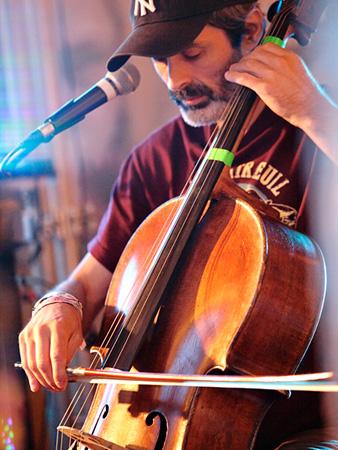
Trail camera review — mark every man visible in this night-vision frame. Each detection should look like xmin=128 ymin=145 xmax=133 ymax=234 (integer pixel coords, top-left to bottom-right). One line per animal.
xmin=18 ymin=0 xmax=338 ymax=448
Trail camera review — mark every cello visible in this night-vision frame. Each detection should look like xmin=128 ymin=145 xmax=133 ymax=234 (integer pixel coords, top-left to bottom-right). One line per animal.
xmin=56 ymin=1 xmax=329 ymax=448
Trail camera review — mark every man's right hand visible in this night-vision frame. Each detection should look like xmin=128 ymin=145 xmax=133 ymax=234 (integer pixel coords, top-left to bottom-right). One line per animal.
xmin=18 ymin=303 xmax=84 ymax=392
xmin=18 ymin=253 xmax=113 ymax=392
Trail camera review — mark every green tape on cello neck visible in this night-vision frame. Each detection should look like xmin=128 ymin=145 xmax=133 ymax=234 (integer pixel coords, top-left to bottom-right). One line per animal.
xmin=208 ymin=148 xmax=234 ymax=167
xmin=262 ymin=36 xmax=286 ymax=48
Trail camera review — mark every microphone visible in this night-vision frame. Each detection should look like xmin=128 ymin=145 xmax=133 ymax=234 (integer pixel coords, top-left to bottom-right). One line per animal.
xmin=42 ymin=62 xmax=140 ymax=137
xmin=0 ymin=62 xmax=140 ymax=174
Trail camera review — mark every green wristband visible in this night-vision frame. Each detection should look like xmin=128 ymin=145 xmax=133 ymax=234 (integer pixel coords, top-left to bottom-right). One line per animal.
xmin=207 ymin=148 xmax=234 ymax=167
xmin=262 ymin=36 xmax=286 ymax=48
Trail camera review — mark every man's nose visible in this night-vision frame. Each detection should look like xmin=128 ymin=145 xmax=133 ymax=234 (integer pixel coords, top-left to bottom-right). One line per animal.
xmin=165 ymin=57 xmax=192 ymax=92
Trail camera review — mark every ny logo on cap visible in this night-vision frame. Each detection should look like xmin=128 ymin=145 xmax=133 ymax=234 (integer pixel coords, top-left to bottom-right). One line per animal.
xmin=134 ymin=0 xmax=156 ymax=17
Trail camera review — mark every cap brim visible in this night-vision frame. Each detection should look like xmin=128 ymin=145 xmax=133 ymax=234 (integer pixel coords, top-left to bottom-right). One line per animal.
xmin=107 ymin=13 xmax=210 ymax=72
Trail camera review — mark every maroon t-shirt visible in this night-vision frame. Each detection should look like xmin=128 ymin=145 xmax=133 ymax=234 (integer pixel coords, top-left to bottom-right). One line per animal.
xmin=89 ymin=107 xmax=318 ymax=273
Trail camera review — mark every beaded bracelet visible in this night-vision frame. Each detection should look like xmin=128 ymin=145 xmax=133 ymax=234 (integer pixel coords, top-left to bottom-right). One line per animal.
xmin=32 ymin=291 xmax=83 ymax=319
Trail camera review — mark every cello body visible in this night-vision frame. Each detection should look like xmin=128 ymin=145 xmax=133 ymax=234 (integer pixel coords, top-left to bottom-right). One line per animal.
xmin=76 ymin=188 xmax=326 ymax=450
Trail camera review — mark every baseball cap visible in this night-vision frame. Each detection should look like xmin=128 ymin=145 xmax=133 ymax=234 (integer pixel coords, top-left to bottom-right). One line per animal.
xmin=107 ymin=0 xmax=256 ymax=71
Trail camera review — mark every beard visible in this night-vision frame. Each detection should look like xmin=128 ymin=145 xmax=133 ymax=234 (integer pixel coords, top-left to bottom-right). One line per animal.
xmin=168 ymin=50 xmax=241 ymax=127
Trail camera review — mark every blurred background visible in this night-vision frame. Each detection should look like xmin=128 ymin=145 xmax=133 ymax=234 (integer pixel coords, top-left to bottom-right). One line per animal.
xmin=0 ymin=1 xmax=337 ymax=449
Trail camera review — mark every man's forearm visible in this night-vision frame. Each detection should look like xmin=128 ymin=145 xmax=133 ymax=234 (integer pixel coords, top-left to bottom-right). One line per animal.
xmin=46 ymin=254 xmax=112 ymax=335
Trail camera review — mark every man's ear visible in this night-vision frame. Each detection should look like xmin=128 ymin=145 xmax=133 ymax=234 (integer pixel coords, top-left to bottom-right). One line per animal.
xmin=240 ymin=7 xmax=266 ymax=54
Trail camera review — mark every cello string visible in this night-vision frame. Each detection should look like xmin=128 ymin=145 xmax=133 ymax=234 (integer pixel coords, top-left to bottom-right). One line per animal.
xmin=57 ymin=4 xmax=291 ymax=442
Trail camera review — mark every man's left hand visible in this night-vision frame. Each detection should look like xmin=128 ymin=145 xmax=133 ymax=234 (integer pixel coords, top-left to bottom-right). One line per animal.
xmin=224 ymin=42 xmax=325 ymax=130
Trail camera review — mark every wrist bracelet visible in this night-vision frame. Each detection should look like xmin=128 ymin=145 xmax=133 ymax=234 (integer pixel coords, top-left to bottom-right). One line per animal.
xmin=32 ymin=291 xmax=83 ymax=318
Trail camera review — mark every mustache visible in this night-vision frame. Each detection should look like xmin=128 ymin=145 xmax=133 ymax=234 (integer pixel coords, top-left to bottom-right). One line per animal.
xmin=168 ymin=84 xmax=216 ymax=106
xmin=168 ymin=80 xmax=237 ymax=110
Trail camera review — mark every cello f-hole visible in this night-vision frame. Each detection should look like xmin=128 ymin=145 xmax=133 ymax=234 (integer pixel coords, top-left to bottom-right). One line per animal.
xmin=84 ymin=404 xmax=110 ymax=450
xmin=145 ymin=410 xmax=168 ymax=450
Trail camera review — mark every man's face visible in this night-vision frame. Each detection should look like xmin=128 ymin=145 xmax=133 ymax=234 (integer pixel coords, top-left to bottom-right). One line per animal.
xmin=152 ymin=25 xmax=242 ymax=127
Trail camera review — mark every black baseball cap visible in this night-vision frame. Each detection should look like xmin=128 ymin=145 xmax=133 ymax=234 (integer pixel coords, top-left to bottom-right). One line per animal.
xmin=107 ymin=0 xmax=256 ymax=72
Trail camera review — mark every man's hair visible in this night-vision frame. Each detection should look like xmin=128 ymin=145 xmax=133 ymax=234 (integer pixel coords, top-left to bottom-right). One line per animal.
xmin=208 ymin=2 xmax=261 ymax=48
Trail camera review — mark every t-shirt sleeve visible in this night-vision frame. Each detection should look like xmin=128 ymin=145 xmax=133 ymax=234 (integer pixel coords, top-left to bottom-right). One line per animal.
xmin=87 ymin=149 xmax=155 ymax=273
